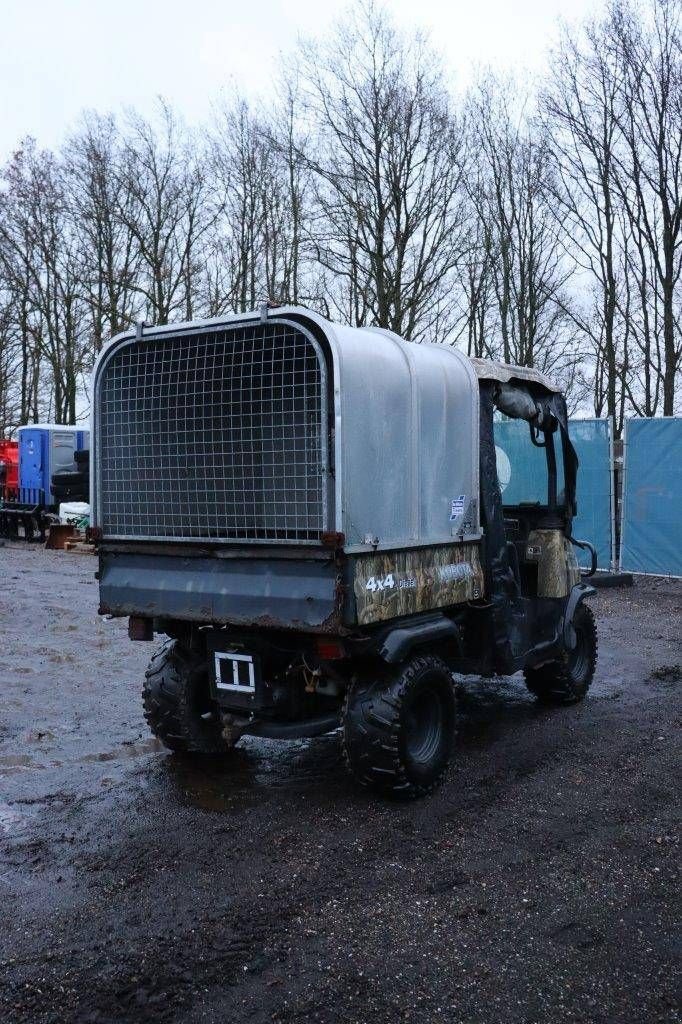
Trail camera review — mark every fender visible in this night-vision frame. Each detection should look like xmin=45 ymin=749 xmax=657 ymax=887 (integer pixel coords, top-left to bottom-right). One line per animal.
xmin=563 ymin=582 xmax=596 ymax=649
xmin=376 ymin=614 xmax=460 ymax=664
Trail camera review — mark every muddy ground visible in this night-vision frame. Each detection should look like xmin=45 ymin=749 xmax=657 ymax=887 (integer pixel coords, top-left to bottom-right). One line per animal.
xmin=0 ymin=542 xmax=679 ymax=1024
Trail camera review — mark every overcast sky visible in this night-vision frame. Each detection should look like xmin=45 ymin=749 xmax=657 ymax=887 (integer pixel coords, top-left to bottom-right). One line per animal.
xmin=1 ymin=0 xmax=601 ymax=160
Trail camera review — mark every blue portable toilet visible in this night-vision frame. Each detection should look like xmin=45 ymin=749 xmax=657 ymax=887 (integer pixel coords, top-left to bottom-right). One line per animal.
xmin=18 ymin=424 xmax=89 ymax=501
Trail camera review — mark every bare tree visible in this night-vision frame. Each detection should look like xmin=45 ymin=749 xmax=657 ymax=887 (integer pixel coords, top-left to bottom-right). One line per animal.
xmin=614 ymin=0 xmax=682 ymax=415
xmin=209 ymin=86 xmax=315 ymax=315
xmin=467 ymin=78 xmax=585 ymax=394
xmin=0 ymin=180 xmax=43 ymax=425
xmin=264 ymin=75 xmax=317 ymax=306
xmin=64 ymin=113 xmax=141 ymax=356
xmin=0 ymin=0 xmax=678 ymax=428
xmin=546 ymin=0 xmax=682 ymax=425
xmin=0 ymin=141 xmax=85 ymax=423
xmin=452 ymin=173 xmax=498 ymax=359
xmin=117 ymin=102 xmax=217 ymax=325
xmin=0 ymin=289 xmax=24 ymax=433
xmin=291 ymin=1 xmax=468 ymax=342
xmin=544 ymin=14 xmax=628 ymax=426
xmin=617 ymin=181 xmax=663 ymax=415
xmin=210 ymin=98 xmax=270 ymax=313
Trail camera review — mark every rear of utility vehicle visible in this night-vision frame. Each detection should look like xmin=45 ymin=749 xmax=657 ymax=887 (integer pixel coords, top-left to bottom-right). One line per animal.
xmin=91 ymin=306 xmax=596 ymax=797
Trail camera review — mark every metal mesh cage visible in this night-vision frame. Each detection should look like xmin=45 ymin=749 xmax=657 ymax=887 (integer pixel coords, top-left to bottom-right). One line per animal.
xmin=96 ymin=321 xmax=329 ymax=542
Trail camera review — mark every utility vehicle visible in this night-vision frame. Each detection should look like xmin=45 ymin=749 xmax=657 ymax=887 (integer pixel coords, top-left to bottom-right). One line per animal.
xmin=90 ymin=307 xmax=597 ymax=797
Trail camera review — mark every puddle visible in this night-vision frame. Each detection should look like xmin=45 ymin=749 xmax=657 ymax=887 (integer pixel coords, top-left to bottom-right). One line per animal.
xmin=455 ymin=674 xmax=540 ymax=746
xmin=0 ymin=754 xmax=35 ymax=769
xmin=175 ymin=774 xmax=265 ymax=814
xmin=1 ymin=726 xmax=340 ymax=812
xmin=165 ymin=748 xmax=267 ymax=813
xmin=80 ymin=738 xmax=163 ymax=763
xmin=162 ymin=734 xmax=344 ymax=813
xmin=0 ymin=738 xmax=163 ymax=775
xmin=0 ymin=799 xmax=27 ymax=836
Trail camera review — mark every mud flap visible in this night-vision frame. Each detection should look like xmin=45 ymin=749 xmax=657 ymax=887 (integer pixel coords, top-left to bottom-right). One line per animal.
xmin=376 ymin=614 xmax=460 ymax=664
xmin=563 ymin=583 xmax=596 ymax=650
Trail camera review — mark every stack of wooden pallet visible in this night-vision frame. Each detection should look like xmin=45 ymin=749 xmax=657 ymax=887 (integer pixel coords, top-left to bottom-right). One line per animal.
xmin=45 ymin=524 xmax=95 ymax=554
xmin=63 ymin=536 xmax=96 ymax=555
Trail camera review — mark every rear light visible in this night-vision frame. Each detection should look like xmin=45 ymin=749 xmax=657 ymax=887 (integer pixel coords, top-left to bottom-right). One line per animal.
xmin=128 ymin=616 xmax=153 ymax=641
xmin=320 ymin=531 xmax=345 ymax=548
xmin=315 ymin=638 xmax=345 ymax=660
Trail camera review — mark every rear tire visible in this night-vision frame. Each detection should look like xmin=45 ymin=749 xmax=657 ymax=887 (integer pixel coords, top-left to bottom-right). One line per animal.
xmin=143 ymin=639 xmax=231 ymax=755
xmin=342 ymin=654 xmax=457 ymax=798
xmin=524 ymin=603 xmax=597 ymax=705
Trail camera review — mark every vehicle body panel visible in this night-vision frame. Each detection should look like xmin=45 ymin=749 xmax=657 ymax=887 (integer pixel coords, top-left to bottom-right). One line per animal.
xmin=98 ymin=549 xmax=345 ymax=632
xmin=352 ymin=541 xmax=485 ymax=625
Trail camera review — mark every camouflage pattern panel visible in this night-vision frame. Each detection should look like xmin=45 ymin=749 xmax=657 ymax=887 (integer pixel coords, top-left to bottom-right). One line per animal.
xmin=353 ymin=543 xmax=485 ymax=626
xmin=525 ymin=529 xmax=580 ymax=598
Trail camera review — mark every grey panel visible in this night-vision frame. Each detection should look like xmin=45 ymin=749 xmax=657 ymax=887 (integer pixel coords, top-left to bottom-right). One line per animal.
xmin=327 ymin=321 xmax=480 ymax=550
xmin=98 ymin=552 xmax=342 ymax=630
xmin=51 ymin=433 xmax=78 ymax=475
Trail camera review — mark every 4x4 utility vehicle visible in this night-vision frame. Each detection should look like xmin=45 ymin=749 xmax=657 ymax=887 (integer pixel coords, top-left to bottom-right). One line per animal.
xmin=91 ymin=307 xmax=597 ymax=797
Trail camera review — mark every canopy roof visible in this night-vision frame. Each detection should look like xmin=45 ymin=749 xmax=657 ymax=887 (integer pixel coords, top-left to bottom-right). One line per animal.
xmin=93 ymin=306 xmax=482 ymax=552
xmin=470 ymin=358 xmax=560 ymax=394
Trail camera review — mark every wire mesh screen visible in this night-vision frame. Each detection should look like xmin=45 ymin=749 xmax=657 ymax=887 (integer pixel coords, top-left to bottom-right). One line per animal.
xmin=97 ymin=321 xmax=328 ymax=542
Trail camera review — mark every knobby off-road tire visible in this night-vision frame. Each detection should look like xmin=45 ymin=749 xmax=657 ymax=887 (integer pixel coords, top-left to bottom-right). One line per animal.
xmin=143 ymin=639 xmax=231 ymax=755
xmin=342 ymin=654 xmax=457 ymax=799
xmin=524 ymin=603 xmax=598 ymax=705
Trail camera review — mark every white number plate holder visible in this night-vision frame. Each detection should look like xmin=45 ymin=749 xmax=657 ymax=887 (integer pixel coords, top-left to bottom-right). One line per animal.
xmin=213 ymin=651 xmax=257 ymax=696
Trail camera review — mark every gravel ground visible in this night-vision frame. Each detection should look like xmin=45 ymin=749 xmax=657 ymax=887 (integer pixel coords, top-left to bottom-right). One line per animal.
xmin=0 ymin=542 xmax=680 ymax=1024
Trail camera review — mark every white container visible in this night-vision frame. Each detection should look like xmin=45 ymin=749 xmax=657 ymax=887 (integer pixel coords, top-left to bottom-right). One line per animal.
xmin=59 ymin=502 xmax=90 ymax=526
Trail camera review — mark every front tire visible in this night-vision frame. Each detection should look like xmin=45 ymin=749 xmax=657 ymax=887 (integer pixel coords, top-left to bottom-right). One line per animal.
xmin=143 ymin=639 xmax=231 ymax=755
xmin=342 ymin=654 xmax=457 ymax=798
xmin=524 ymin=603 xmax=597 ymax=705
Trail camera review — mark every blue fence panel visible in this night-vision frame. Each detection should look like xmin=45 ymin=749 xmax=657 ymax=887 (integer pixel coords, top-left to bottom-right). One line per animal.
xmin=493 ymin=418 xmax=550 ymax=506
xmin=494 ymin=417 xmax=613 ymax=570
xmin=568 ymin=419 xmax=613 ymax=570
xmin=620 ymin=417 xmax=682 ymax=577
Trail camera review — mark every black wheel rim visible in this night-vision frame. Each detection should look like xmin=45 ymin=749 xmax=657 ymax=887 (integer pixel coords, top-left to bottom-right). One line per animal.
xmin=404 ymin=682 xmax=445 ymax=766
